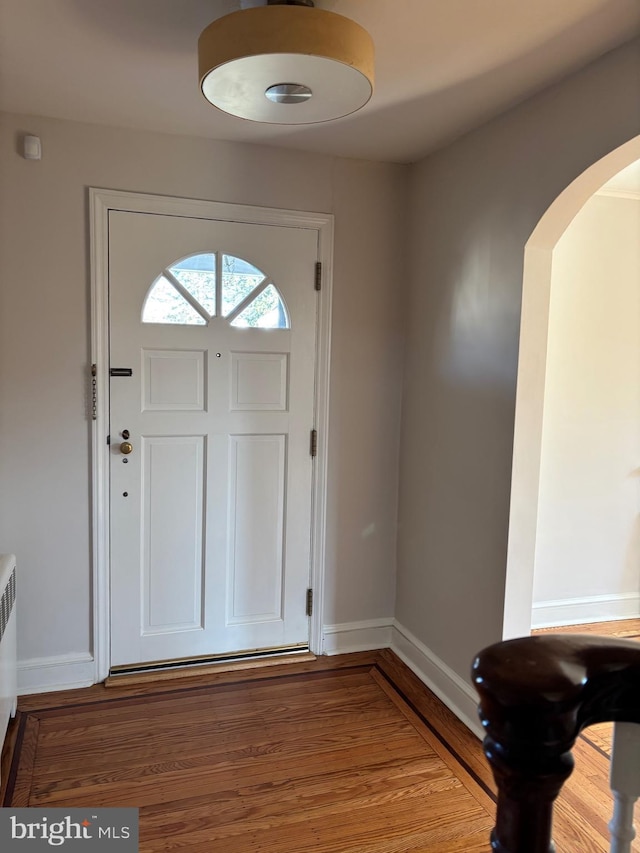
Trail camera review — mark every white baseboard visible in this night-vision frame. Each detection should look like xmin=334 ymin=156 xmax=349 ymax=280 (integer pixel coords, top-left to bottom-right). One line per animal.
xmin=322 ymin=618 xmax=393 ymax=655
xmin=391 ymin=621 xmax=484 ymax=740
xmin=531 ymin=592 xmax=640 ymax=629
xmin=18 ymin=653 xmax=96 ymax=695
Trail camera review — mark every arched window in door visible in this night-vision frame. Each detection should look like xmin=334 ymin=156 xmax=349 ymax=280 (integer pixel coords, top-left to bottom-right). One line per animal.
xmin=141 ymin=252 xmax=290 ymax=329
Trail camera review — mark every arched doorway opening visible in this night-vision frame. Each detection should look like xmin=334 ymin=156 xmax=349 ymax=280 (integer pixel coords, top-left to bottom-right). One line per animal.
xmin=503 ymin=135 xmax=640 ymax=640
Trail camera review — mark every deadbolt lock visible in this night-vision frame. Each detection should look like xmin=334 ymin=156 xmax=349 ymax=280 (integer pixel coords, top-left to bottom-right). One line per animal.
xmin=120 ymin=441 xmax=133 ymax=455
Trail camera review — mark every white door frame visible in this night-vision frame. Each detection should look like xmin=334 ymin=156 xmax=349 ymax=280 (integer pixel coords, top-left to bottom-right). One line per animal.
xmin=90 ymin=188 xmax=334 ymax=683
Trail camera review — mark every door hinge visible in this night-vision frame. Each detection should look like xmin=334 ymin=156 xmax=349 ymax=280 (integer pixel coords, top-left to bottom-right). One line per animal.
xmin=310 ymin=429 xmax=318 ymax=457
xmin=314 ymin=261 xmax=322 ymax=292
xmin=306 ymin=588 xmax=313 ymax=617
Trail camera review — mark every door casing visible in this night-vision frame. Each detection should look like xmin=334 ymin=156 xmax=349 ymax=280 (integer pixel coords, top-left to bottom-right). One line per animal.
xmin=90 ymin=188 xmax=334 ymax=682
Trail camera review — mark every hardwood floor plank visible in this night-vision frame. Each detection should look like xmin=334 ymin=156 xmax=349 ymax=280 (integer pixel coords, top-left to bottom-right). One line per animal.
xmin=31 ymin=741 xmax=428 ymax=806
xmin=139 ymin=761 xmax=459 ymax=833
xmin=140 ymin=789 xmax=492 ymax=853
xmin=32 ymin=717 xmax=413 ymax=781
xmin=139 ymin=765 xmax=462 ymax=843
xmin=33 ymin=710 xmax=405 ymax=777
xmin=35 ymin=695 xmax=393 ymax=757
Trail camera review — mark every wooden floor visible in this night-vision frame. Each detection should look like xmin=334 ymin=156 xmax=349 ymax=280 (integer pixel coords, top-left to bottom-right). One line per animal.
xmin=0 ymin=647 xmax=635 ymax=852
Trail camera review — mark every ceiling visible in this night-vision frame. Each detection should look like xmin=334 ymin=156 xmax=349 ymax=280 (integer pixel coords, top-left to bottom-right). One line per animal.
xmin=1 ymin=0 xmax=639 ymax=164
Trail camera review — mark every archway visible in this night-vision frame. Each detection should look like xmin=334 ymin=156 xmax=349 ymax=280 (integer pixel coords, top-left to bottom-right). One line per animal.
xmin=503 ymin=135 xmax=640 ymax=640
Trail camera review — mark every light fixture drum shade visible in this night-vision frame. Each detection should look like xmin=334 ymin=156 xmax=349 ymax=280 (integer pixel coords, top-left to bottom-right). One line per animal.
xmin=199 ymin=6 xmax=374 ymax=124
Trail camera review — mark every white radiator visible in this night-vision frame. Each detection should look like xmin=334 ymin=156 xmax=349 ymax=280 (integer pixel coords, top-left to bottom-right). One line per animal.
xmin=0 ymin=553 xmax=17 ymax=786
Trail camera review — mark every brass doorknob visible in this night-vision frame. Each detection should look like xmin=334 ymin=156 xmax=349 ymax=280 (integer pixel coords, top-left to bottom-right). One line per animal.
xmin=120 ymin=441 xmax=133 ymax=455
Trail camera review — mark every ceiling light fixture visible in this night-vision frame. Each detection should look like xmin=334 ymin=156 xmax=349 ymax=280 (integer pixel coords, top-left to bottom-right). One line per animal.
xmin=198 ymin=0 xmax=374 ymax=124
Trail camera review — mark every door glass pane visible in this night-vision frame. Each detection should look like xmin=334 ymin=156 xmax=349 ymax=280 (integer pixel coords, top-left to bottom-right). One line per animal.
xmin=230 ymin=284 xmax=289 ymax=329
xmin=169 ymin=253 xmax=216 ymax=316
xmin=222 ymin=254 xmax=265 ymax=317
xmin=142 ymin=276 xmax=206 ymax=325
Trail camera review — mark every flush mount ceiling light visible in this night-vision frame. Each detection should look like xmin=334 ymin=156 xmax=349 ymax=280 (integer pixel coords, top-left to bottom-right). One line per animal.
xmin=198 ymin=0 xmax=374 ymax=124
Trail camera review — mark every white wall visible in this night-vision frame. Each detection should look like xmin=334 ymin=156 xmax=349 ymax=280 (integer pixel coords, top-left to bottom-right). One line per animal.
xmin=396 ymin=37 xmax=640 ymax=687
xmin=531 ymin=193 xmax=640 ymax=627
xmin=0 ymin=113 xmax=407 ymax=689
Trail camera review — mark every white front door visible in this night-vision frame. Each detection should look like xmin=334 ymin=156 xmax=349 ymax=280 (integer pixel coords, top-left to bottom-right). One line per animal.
xmin=108 ymin=210 xmax=318 ymax=668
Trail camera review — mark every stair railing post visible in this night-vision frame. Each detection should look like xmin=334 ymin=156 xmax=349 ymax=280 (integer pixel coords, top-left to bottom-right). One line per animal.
xmin=472 ymin=635 xmax=640 ymax=853
xmin=483 ymin=735 xmax=574 ymax=853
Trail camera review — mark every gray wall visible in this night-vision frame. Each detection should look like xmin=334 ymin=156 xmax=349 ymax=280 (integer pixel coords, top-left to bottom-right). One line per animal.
xmin=0 ymin=113 xmax=407 ymax=669
xmin=396 ymin=37 xmax=640 ymax=678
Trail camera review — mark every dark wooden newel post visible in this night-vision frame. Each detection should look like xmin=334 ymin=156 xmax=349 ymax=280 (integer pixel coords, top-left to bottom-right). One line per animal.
xmin=472 ymin=635 xmax=640 ymax=853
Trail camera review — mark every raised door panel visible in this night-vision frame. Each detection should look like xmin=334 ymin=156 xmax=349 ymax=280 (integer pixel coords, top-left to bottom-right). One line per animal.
xmin=142 ymin=350 xmax=207 ymax=412
xmin=226 ymin=434 xmax=286 ymax=625
xmin=141 ymin=436 xmax=206 ymax=635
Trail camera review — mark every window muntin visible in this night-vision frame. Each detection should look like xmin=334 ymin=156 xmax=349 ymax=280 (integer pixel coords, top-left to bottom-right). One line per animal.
xmin=141 ymin=252 xmax=290 ymax=329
